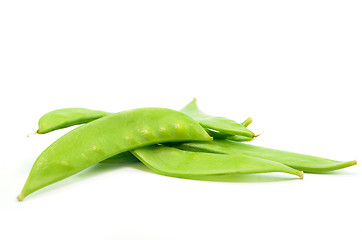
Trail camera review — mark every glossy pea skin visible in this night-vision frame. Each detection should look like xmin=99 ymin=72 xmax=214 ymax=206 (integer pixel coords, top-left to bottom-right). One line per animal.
xmin=176 ymin=139 xmax=357 ymax=173
xmin=18 ymin=108 xmax=212 ymax=201
xmin=180 ymin=98 xmax=255 ymax=138
xmin=37 ymin=108 xmax=110 ymax=134
xmin=131 ymin=145 xmax=303 ymax=179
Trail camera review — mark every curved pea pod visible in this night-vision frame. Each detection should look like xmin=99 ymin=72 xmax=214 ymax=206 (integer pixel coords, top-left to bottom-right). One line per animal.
xmin=131 ymin=145 xmax=303 ymax=179
xmin=180 ymin=98 xmax=255 ymax=138
xmin=36 ymin=108 xmax=110 ymax=134
xmin=176 ymin=139 xmax=358 ymax=173
xmin=101 ymin=117 xmax=254 ymax=165
xmin=17 ymin=108 xmax=212 ymax=201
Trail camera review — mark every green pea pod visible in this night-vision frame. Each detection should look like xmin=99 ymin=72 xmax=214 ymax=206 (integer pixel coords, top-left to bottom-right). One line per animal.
xmin=102 ymin=116 xmax=254 ymax=165
xmin=180 ymin=99 xmax=255 ymax=138
xmin=33 ymin=106 xmax=253 ymax=137
xmin=176 ymin=139 xmax=357 ymax=173
xmin=18 ymin=108 xmax=212 ymax=201
xmin=36 ymin=108 xmax=110 ymax=134
xmin=131 ymin=145 xmax=303 ymax=179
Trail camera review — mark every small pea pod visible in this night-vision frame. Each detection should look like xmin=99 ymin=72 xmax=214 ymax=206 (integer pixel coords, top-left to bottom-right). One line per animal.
xmin=18 ymin=108 xmax=212 ymax=201
xmin=176 ymin=139 xmax=357 ymax=173
xmin=180 ymin=98 xmax=255 ymax=138
xmin=36 ymin=108 xmax=110 ymax=134
xmin=131 ymin=145 xmax=303 ymax=179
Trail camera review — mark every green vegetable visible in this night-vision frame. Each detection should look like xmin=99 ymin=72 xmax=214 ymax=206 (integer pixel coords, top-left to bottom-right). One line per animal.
xmin=131 ymin=145 xmax=304 ymax=179
xmin=37 ymin=108 xmax=109 ymax=134
xmin=19 ymin=101 xmax=357 ymax=201
xmin=17 ymin=108 xmax=212 ymax=201
xmin=175 ymin=139 xmax=357 ymax=173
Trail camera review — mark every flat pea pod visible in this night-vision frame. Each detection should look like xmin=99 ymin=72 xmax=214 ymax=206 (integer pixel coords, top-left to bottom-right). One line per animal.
xmin=33 ymin=105 xmax=255 ymax=137
xmin=17 ymin=108 xmax=212 ymax=201
xmin=36 ymin=108 xmax=110 ymax=134
xmin=175 ymin=139 xmax=357 ymax=173
xmin=131 ymin=145 xmax=303 ymax=179
xmin=180 ymin=98 xmax=255 ymax=138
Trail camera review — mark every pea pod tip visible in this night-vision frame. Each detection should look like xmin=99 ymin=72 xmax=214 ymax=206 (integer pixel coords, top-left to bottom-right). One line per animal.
xmin=26 ymin=130 xmax=39 ymax=137
xmin=253 ymin=132 xmax=263 ymax=139
xmin=17 ymin=194 xmax=25 ymax=202
xmin=298 ymin=171 xmax=304 ymax=179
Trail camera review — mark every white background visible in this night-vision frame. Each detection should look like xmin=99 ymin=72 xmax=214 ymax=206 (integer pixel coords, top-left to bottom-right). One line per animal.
xmin=1 ymin=1 xmax=361 ymax=239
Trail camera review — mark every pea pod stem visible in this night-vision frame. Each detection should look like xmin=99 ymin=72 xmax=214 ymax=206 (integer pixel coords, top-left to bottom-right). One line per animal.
xmin=26 ymin=130 xmax=39 ymax=137
xmin=241 ymin=117 xmax=253 ymax=127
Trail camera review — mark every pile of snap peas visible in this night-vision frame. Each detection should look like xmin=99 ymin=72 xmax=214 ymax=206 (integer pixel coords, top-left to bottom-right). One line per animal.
xmin=17 ymin=99 xmax=357 ymax=201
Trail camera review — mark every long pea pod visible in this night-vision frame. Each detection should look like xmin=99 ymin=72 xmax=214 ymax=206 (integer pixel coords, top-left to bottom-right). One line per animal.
xmin=30 ymin=107 xmax=254 ymax=165
xmin=18 ymin=108 xmax=212 ymax=201
xmin=36 ymin=108 xmax=110 ymax=134
xmin=131 ymin=145 xmax=303 ymax=179
xmin=32 ymin=104 xmax=254 ymax=139
xmin=175 ymin=139 xmax=357 ymax=173
xmin=180 ymin=98 xmax=255 ymax=138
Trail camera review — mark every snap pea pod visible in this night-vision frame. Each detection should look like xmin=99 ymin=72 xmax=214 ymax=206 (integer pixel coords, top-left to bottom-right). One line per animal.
xmin=36 ymin=108 xmax=110 ymax=134
xmin=103 ymin=121 xmax=253 ymax=164
xmin=180 ymin=98 xmax=255 ymax=138
xmin=175 ymin=139 xmax=357 ymax=173
xmin=32 ymin=103 xmax=254 ymax=143
xmin=17 ymin=108 xmax=212 ymax=201
xmin=131 ymin=145 xmax=303 ymax=179
xmin=33 ymin=105 xmax=253 ymax=138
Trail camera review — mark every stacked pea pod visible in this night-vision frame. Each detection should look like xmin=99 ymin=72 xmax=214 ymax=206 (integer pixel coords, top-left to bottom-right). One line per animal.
xmin=18 ymin=99 xmax=357 ymax=201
